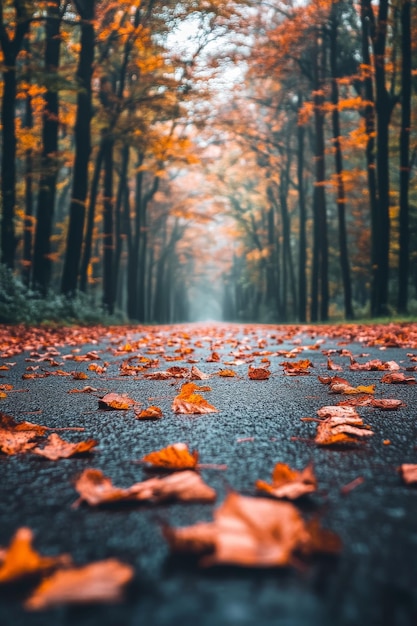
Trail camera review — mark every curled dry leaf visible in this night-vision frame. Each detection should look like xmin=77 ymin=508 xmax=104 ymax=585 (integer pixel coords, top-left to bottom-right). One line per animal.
xmin=327 ymin=357 xmax=342 ymax=371
xmin=0 ymin=412 xmax=47 ymax=455
xmin=74 ymin=468 xmax=216 ymax=506
xmin=381 ymin=372 xmax=416 ymax=384
xmin=206 ymin=351 xmax=220 ymax=362
xmin=190 ymin=365 xmax=210 ymax=380
xmin=337 ymin=396 xmax=374 ymax=407
xmin=398 ymin=464 xmax=417 ymax=485
xmin=0 ymin=528 xmax=71 ymax=584
xmin=370 ymin=398 xmax=405 ymax=410
xmin=281 ymin=359 xmax=312 ymax=375
xmin=25 ymin=559 xmax=134 ymax=610
xmin=318 ymin=375 xmax=349 ymax=386
xmin=217 ymin=369 xmax=237 ymax=378
xmin=32 ymin=433 xmax=97 ymax=461
xmin=329 ymin=383 xmax=375 ymax=395
xmin=135 ymin=406 xmax=163 ymax=420
xmin=256 ymin=463 xmax=317 ymax=499
xmin=141 ymin=442 xmax=199 ymax=470
xmin=68 ymin=386 xmax=98 ymax=394
xmin=314 ymin=408 xmax=374 ymax=446
xmin=164 ymin=492 xmax=339 ymax=568
xmin=98 ymin=393 xmax=135 ymax=410
xmin=349 ymin=358 xmax=400 ymax=371
xmin=172 ymin=382 xmax=218 ymax=414
xmin=248 ymin=366 xmax=271 ymax=380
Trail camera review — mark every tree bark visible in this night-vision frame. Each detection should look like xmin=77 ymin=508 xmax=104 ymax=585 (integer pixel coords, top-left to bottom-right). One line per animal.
xmin=397 ymin=0 xmax=411 ymax=314
xmin=329 ymin=8 xmax=354 ymax=320
xmin=102 ymin=137 xmax=114 ymax=313
xmin=297 ymin=94 xmax=307 ymax=323
xmin=61 ymin=0 xmax=95 ymax=294
xmin=33 ymin=0 xmax=62 ymax=293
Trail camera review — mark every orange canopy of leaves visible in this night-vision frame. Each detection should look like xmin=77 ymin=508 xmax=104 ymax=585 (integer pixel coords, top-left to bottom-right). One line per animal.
xmin=141 ymin=442 xmax=199 ymax=470
xmin=172 ymin=382 xmax=218 ymax=414
xmin=0 ymin=528 xmax=71 ymax=584
xmin=32 ymin=433 xmax=97 ymax=461
xmin=25 ymin=559 xmax=134 ymax=610
xmin=164 ymin=492 xmax=340 ymax=568
xmin=256 ymin=463 xmax=317 ymax=500
xmin=74 ymin=468 xmax=215 ymax=506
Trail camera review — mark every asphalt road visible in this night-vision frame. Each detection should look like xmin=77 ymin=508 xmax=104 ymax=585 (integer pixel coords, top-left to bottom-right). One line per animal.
xmin=1 ymin=322 xmax=417 ymax=626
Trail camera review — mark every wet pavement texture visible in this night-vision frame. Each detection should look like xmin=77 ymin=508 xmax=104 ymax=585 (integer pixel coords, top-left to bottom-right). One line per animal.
xmin=1 ymin=323 xmax=417 ymax=626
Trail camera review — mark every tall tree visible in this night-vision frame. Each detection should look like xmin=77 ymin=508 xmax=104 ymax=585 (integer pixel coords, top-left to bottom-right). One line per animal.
xmin=32 ymin=0 xmax=63 ymax=293
xmin=61 ymin=0 xmax=95 ymax=294
xmin=0 ymin=0 xmax=31 ymax=268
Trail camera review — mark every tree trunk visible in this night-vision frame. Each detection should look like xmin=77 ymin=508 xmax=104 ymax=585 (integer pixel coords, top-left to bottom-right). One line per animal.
xmin=102 ymin=137 xmax=114 ymax=313
xmin=61 ymin=0 xmax=95 ymax=294
xmin=113 ymin=144 xmax=129 ymax=302
xmin=329 ymin=8 xmax=354 ymax=320
xmin=360 ymin=0 xmax=378 ymax=315
xmin=32 ymin=0 xmax=61 ymax=293
xmin=297 ymin=94 xmax=307 ymax=323
xmin=23 ymin=46 xmax=34 ymax=286
xmin=397 ymin=0 xmax=411 ymax=314
xmin=310 ymin=33 xmax=328 ymax=321
xmin=79 ymin=142 xmax=105 ymax=292
xmin=0 ymin=3 xmax=30 ymax=268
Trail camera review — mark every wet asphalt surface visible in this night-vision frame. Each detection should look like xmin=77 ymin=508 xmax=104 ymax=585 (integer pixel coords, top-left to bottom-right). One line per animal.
xmin=1 ymin=322 xmax=417 ymax=626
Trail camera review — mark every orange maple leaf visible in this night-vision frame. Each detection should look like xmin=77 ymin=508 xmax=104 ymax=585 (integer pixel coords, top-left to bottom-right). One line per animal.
xmin=141 ymin=442 xmax=199 ymax=470
xmin=25 ymin=559 xmax=134 ymax=609
xmin=0 ymin=528 xmax=71 ymax=584
xmin=172 ymin=382 xmax=218 ymax=414
xmin=256 ymin=463 xmax=317 ymax=499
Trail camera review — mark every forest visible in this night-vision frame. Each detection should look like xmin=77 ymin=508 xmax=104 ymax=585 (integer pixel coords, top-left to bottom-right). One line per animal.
xmin=0 ymin=0 xmax=416 ymax=324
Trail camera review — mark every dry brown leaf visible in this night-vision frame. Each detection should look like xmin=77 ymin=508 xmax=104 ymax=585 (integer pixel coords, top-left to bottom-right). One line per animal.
xmin=25 ymin=559 xmax=134 ymax=610
xmin=330 ymin=382 xmax=375 ymax=395
xmin=141 ymin=442 xmax=199 ymax=470
xmin=31 ymin=433 xmax=97 ymax=461
xmin=248 ymin=366 xmax=271 ymax=380
xmin=349 ymin=358 xmax=400 ymax=371
xmin=370 ymin=398 xmax=405 ymax=410
xmin=281 ymin=359 xmax=313 ymax=375
xmin=256 ymin=463 xmax=317 ymax=499
xmin=190 ymin=365 xmax=210 ymax=380
xmin=98 ymin=393 xmax=135 ymax=410
xmin=398 ymin=464 xmax=417 ymax=484
xmin=74 ymin=468 xmax=215 ymax=506
xmin=327 ymin=357 xmax=342 ymax=371
xmin=0 ymin=528 xmax=70 ymax=584
xmin=217 ymin=369 xmax=237 ymax=377
xmin=0 ymin=413 xmax=47 ymax=455
xmin=164 ymin=492 xmax=337 ymax=567
xmin=314 ymin=408 xmax=374 ymax=446
xmin=381 ymin=372 xmax=416 ymax=384
xmin=68 ymin=386 xmax=98 ymax=394
xmin=172 ymin=382 xmax=218 ymax=414
xmin=135 ymin=406 xmax=163 ymax=420
xmin=206 ymin=351 xmax=220 ymax=362
xmin=318 ymin=375 xmax=349 ymax=385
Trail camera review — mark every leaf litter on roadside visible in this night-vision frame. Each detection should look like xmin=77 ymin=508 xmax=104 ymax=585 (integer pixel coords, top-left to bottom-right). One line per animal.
xmin=256 ymin=463 xmax=317 ymax=500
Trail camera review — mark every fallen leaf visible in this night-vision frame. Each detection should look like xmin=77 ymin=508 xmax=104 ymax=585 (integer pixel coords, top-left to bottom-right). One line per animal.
xmin=190 ymin=365 xmax=210 ymax=380
xmin=340 ymin=476 xmax=365 ymax=495
xmin=370 ymin=398 xmax=405 ymax=410
xmin=327 ymin=357 xmax=342 ymax=371
xmin=206 ymin=351 xmax=220 ymax=362
xmin=256 ymin=463 xmax=317 ymax=499
xmin=381 ymin=372 xmax=416 ymax=384
xmin=172 ymin=382 xmax=218 ymax=414
xmin=141 ymin=442 xmax=199 ymax=470
xmin=248 ymin=366 xmax=271 ymax=380
xmin=0 ymin=528 xmax=70 ymax=584
xmin=314 ymin=409 xmax=374 ymax=446
xmin=398 ymin=464 xmax=417 ymax=484
xmin=0 ymin=413 xmax=47 ymax=455
xmin=71 ymin=371 xmax=88 ymax=380
xmin=349 ymin=358 xmax=400 ymax=371
xmin=74 ymin=468 xmax=215 ymax=506
xmin=217 ymin=369 xmax=237 ymax=377
xmin=281 ymin=359 xmax=312 ymax=375
xmin=25 ymin=559 xmax=134 ymax=610
xmin=98 ymin=393 xmax=135 ymax=410
xmin=68 ymin=386 xmax=98 ymax=394
xmin=164 ymin=492 xmax=338 ymax=567
xmin=31 ymin=433 xmax=97 ymax=460
xmin=134 ymin=406 xmax=163 ymax=420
